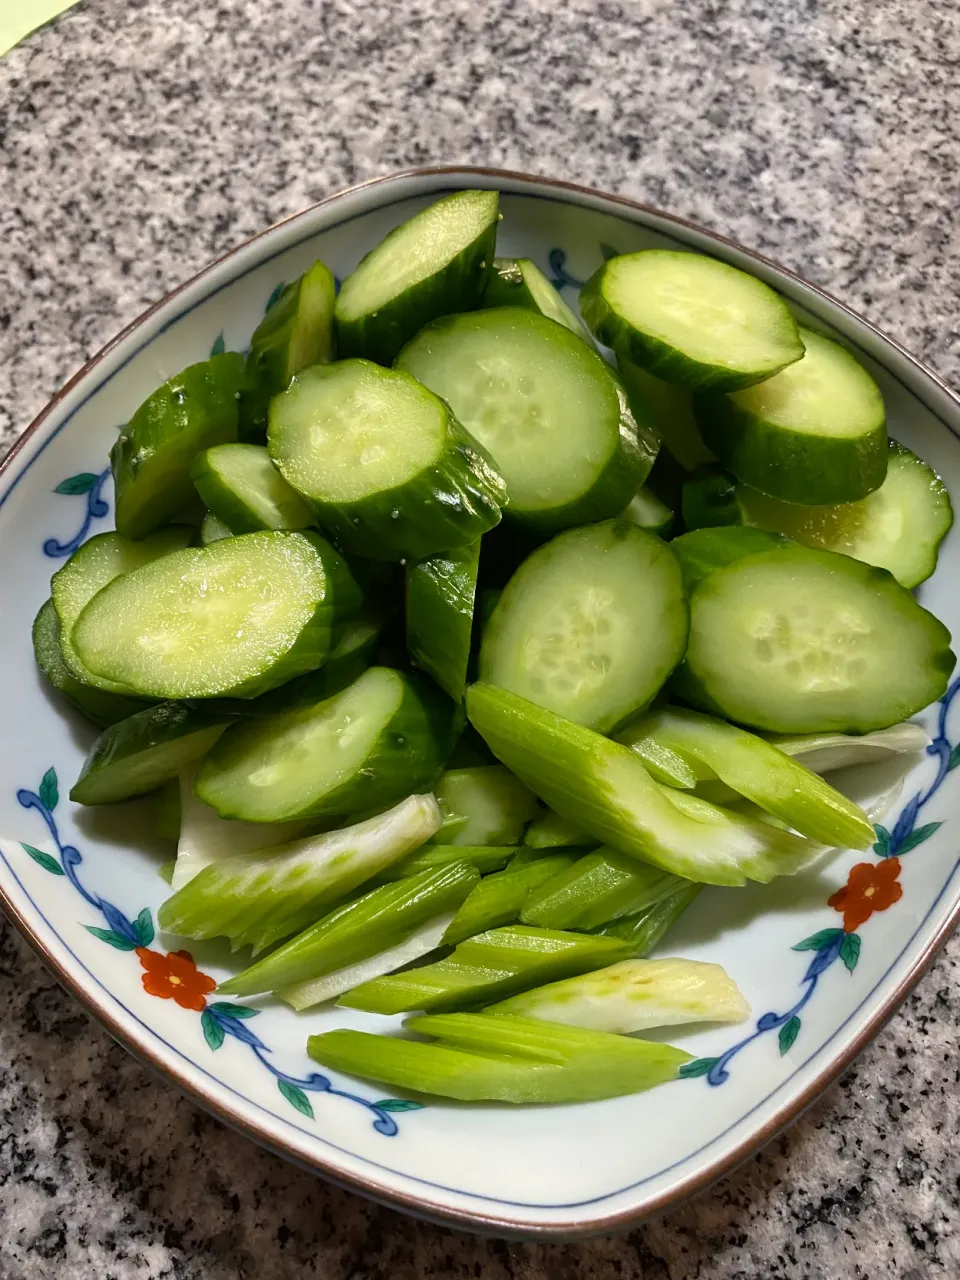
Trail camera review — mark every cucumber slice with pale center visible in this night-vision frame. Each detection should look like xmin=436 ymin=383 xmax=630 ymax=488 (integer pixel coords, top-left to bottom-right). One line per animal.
xmin=686 ymin=546 xmax=955 ymax=733
xmin=395 ymin=308 xmax=657 ymax=531
xmin=482 ymin=258 xmax=590 ymax=338
xmin=268 ymin=359 xmax=505 ymax=561
xmin=73 ymin=530 xmax=356 ymax=699
xmin=431 ymin=765 xmax=540 ymax=846
xmin=336 ymin=189 xmax=499 ymax=365
xmin=695 ymin=328 xmax=888 ymax=504
xmin=406 ymin=541 xmax=479 ymax=700
xmin=580 ymin=251 xmax=804 ymax=391
xmin=480 ymin=520 xmax=687 ymax=732
xmin=195 ymin=666 xmax=459 ymax=823
xmin=190 ymin=443 xmax=315 ymax=533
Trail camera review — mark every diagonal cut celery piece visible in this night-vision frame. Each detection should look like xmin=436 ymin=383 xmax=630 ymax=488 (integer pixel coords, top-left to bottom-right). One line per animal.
xmin=523 ymin=809 xmax=597 ymax=850
xmin=441 ymin=853 xmax=575 ymax=946
xmin=521 ymin=848 xmax=686 ymax=931
xmin=766 ymin=721 xmax=930 ymax=773
xmin=372 ymin=844 xmax=516 ymax=883
xmin=590 ymin=883 xmax=702 ymax=954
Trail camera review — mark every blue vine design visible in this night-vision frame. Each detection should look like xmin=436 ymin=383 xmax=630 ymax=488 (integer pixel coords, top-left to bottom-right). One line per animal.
xmin=16 ymin=771 xmax=420 ymax=1134
xmin=44 ymin=468 xmax=111 ymax=558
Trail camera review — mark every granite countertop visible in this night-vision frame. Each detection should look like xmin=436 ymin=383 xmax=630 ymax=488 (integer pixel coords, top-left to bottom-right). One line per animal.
xmin=2 ymin=0 xmax=960 ymax=1274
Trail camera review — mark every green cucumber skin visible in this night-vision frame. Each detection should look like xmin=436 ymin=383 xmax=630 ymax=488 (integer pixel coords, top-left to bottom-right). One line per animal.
xmin=406 ymin=541 xmax=480 ymax=700
xmin=694 ymin=393 xmax=888 ymax=505
xmin=669 ymin=526 xmax=788 ymax=593
xmin=33 ymin=600 xmax=152 ymax=729
xmin=681 ymin=466 xmax=742 ymax=531
xmin=617 ymin=357 xmax=715 ymax=472
xmin=70 ymin=703 xmax=228 ymax=805
xmin=190 ymin=444 xmax=316 ymax=534
xmin=111 ymin=353 xmax=246 ymax=539
xmin=195 ymin=668 xmax=462 ymax=823
xmin=591 ymin=883 xmax=702 ymax=955
xmin=335 ymin=203 xmax=498 ymax=366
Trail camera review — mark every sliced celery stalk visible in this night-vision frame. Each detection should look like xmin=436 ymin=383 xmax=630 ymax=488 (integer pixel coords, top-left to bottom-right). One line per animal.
xmin=591 ymin=883 xmax=702 ymax=955
xmin=441 ymin=853 xmax=576 ymax=946
xmin=612 ymin=725 xmax=698 ymax=789
xmin=618 ymin=706 xmax=874 ymax=849
xmin=466 ymin=683 xmax=825 ymax=887
xmin=521 ymin=848 xmax=685 ymax=931
xmin=157 ymin=793 xmax=442 ymax=954
xmin=432 ymin=766 xmax=540 ymax=845
xmin=338 ymin=924 xmax=630 ymax=1014
xmin=219 ymin=861 xmax=478 ymax=996
xmin=767 ymin=721 xmax=930 ymax=774
xmin=490 ymin=958 xmax=749 ymax=1031
xmin=307 ymin=1012 xmax=690 ymax=1103
xmin=373 ymin=844 xmax=516 ymax=884
xmin=279 ymin=911 xmax=455 ymax=1010
xmin=523 ymin=809 xmax=598 ymax=850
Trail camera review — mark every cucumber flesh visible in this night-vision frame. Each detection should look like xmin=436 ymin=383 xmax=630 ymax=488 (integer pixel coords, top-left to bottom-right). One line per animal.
xmin=395 ymin=308 xmax=657 ymax=531
xmin=520 ymin=849 xmax=687 ymax=931
xmin=195 ymin=667 xmax=459 ymax=823
xmin=482 ymin=258 xmax=590 ymax=338
xmin=111 ymin=353 xmax=245 ymax=539
xmin=686 ymin=546 xmax=955 ymax=733
xmin=480 ymin=520 xmax=687 ymax=733
xmin=622 ymin=485 xmax=675 ymax=536
xmin=73 ymin=531 xmax=357 ymax=700
xmin=431 ymin=766 xmax=540 ymax=846
xmin=157 ymin=792 xmax=442 ymax=953
xmin=268 ymin=359 xmax=505 ymax=561
xmin=406 ymin=541 xmax=479 ymax=700
xmin=617 ymin=357 xmax=714 ymax=470
xmin=580 ymin=251 xmax=804 ymax=391
xmin=590 ymin=883 xmax=702 ymax=954
xmin=442 ymin=853 xmax=577 ymax=946
xmin=200 ymin=511 xmax=233 ymax=544
xmin=695 ymin=328 xmax=888 ymax=505
xmin=190 ymin=443 xmax=315 ymax=533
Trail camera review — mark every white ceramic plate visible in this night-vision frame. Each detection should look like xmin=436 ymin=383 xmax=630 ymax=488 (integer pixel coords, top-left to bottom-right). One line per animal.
xmin=1 ymin=168 xmax=958 ymax=1237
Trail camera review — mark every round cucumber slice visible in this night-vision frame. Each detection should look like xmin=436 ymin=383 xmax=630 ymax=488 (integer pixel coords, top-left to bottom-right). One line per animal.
xmin=190 ymin=443 xmax=315 ymax=533
xmin=336 ymin=189 xmax=499 ymax=365
xmin=617 ymin=357 xmax=714 ymax=471
xmin=395 ymin=308 xmax=657 ymax=531
xmin=482 ymin=258 xmax=590 ymax=339
xmin=695 ymin=328 xmax=888 ymax=504
xmin=480 ymin=520 xmax=688 ymax=732
xmin=73 ymin=530 xmax=358 ymax=699
xmin=580 ymin=251 xmax=804 ymax=391
xmin=268 ymin=359 xmax=505 ymax=561
xmin=686 ymin=546 xmax=954 ymax=733
xmin=195 ymin=666 xmax=458 ymax=822
xmin=406 ymin=541 xmax=480 ymax=700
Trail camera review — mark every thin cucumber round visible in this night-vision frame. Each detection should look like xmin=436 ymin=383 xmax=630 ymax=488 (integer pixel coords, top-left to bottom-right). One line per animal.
xmin=580 ymin=251 xmax=804 ymax=391
xmin=482 ymin=258 xmax=590 ymax=338
xmin=395 ymin=308 xmax=657 ymax=532
xmin=73 ymin=531 xmax=359 ymax=699
xmin=52 ymin=527 xmax=194 ymax=692
xmin=686 ymin=546 xmax=955 ymax=733
xmin=71 ymin=703 xmax=228 ymax=805
xmin=695 ymin=328 xmax=888 ymax=504
xmin=112 ymin=353 xmax=246 ymax=539
xmin=335 ymin=190 xmax=499 ymax=365
xmin=268 ymin=359 xmax=506 ymax=560
xmin=617 ymin=357 xmax=714 ymax=471
xmin=195 ymin=667 xmax=459 ymax=823
xmin=406 ymin=541 xmax=480 ymax=700
xmin=190 ymin=443 xmax=315 ymax=533
xmin=480 ymin=520 xmax=687 ymax=733
xmin=33 ymin=600 xmax=151 ymax=728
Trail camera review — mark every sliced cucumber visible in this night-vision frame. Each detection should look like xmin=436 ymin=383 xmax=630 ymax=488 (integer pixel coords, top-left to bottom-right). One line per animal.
xmin=395 ymin=308 xmax=657 ymax=531
xmin=373 ymin=844 xmax=516 ymax=884
xmin=73 ymin=531 xmax=358 ymax=700
xmin=112 ymin=353 xmax=246 ymax=538
xmin=580 ymin=251 xmax=804 ymax=390
xmin=200 ymin=511 xmax=233 ymax=544
xmin=335 ymin=190 xmax=499 ymax=365
xmin=70 ymin=703 xmax=228 ymax=805
xmin=240 ymin=258 xmax=336 ymax=437
xmin=669 ymin=525 xmax=787 ymax=592
xmin=590 ymin=882 xmax=702 ymax=955
xmin=431 ymin=765 xmax=540 ymax=846
xmin=681 ymin=466 xmax=741 ymax=531
xmin=33 ymin=599 xmax=150 ymax=728
xmin=695 ymin=328 xmax=888 ymax=504
xmin=442 ymin=852 xmax=576 ymax=946
xmin=622 ymin=485 xmax=675 ymax=536
xmin=686 ymin=546 xmax=955 ymax=733
xmin=52 ymin=527 xmax=194 ymax=692
xmin=521 ymin=849 xmax=687 ymax=931
xmin=195 ymin=667 xmax=458 ymax=823
xmin=406 ymin=541 xmax=479 ymax=700
xmin=268 ymin=359 xmax=505 ymax=561
xmin=617 ymin=357 xmax=714 ymax=470
xmin=466 ymin=683 xmax=827 ymax=886
xmin=523 ymin=809 xmax=597 ymax=851
xmin=480 ymin=520 xmax=687 ymax=732
xmin=190 ymin=443 xmax=315 ymax=533
xmin=482 ymin=258 xmax=589 ymax=338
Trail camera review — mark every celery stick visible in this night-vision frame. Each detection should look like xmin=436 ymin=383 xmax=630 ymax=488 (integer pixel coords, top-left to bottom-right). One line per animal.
xmin=442 ymin=853 xmax=576 ymax=946
xmin=373 ymin=844 xmax=516 ymax=884
xmin=767 ymin=721 xmax=930 ymax=774
xmin=279 ymin=911 xmax=455 ymax=1010
xmin=591 ymin=883 xmax=702 ymax=954
xmin=219 ymin=861 xmax=478 ymax=996
xmin=338 ymin=924 xmax=630 ymax=1015
xmin=491 ymin=958 xmax=749 ymax=1031
xmin=157 ymin=793 xmax=441 ymax=953
xmin=611 ymin=727 xmax=698 ymax=789
xmin=523 ymin=809 xmax=598 ymax=850
xmin=466 ymin=683 xmax=826 ymax=887
xmin=307 ymin=1012 xmax=690 ymax=1102
xmin=521 ymin=849 xmax=686 ymax=931
xmin=432 ymin=766 xmax=540 ymax=845
xmin=617 ymin=706 xmax=874 ymax=849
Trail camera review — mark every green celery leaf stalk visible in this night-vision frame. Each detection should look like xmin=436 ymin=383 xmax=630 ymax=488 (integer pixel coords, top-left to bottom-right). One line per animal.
xmin=520 ymin=848 xmax=686 ymax=931
xmin=441 ymin=853 xmax=576 ymax=946
xmin=591 ymin=883 xmax=702 ymax=955
xmin=523 ymin=809 xmax=598 ymax=850
xmin=372 ymin=844 xmax=516 ymax=884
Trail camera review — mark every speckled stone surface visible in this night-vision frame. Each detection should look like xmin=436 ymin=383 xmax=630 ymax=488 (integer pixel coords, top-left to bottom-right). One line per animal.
xmin=2 ymin=0 xmax=960 ymax=1274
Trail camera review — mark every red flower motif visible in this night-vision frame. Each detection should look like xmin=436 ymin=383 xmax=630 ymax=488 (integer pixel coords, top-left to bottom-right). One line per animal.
xmin=828 ymin=857 xmax=903 ymax=933
xmin=136 ymin=947 xmax=216 ymax=1011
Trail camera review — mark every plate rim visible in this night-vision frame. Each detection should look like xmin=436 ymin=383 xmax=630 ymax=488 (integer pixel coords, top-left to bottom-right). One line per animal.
xmin=2 ymin=164 xmax=959 ymax=1238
